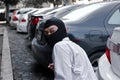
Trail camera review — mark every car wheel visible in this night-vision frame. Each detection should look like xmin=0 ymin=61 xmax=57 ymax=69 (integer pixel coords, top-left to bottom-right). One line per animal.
xmin=89 ymin=52 xmax=104 ymax=72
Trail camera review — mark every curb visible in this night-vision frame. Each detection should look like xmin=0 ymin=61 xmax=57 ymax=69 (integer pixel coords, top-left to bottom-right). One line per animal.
xmin=1 ymin=27 xmax=13 ymax=80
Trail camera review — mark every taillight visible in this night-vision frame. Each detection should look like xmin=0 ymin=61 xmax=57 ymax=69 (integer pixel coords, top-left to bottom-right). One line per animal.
xmin=21 ymin=18 xmax=26 ymax=22
xmin=106 ymin=36 xmax=119 ymax=63
xmin=107 ymin=38 xmax=120 ymax=54
xmin=105 ymin=48 xmax=111 ymax=63
xmin=31 ymin=18 xmax=41 ymax=25
xmin=13 ymin=16 xmax=18 ymax=21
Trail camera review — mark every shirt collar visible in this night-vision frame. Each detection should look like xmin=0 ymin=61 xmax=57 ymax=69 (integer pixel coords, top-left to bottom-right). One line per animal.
xmin=62 ymin=37 xmax=70 ymax=41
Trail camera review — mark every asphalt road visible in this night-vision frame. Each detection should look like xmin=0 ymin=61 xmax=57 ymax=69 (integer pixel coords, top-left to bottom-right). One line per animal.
xmin=2 ymin=24 xmax=54 ymax=80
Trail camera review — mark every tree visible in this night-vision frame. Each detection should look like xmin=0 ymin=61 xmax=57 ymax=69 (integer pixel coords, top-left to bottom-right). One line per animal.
xmin=24 ymin=0 xmax=45 ymax=8
xmin=0 ymin=0 xmax=19 ymax=23
xmin=2 ymin=0 xmax=19 ymax=5
xmin=24 ymin=0 xmax=63 ymax=8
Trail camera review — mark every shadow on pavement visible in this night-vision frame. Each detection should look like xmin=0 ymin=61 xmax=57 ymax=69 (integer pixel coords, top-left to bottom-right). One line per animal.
xmin=31 ymin=62 xmax=54 ymax=80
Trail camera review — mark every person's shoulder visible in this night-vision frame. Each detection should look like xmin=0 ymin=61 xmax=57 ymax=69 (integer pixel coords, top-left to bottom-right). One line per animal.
xmin=54 ymin=40 xmax=66 ymax=47
xmin=54 ymin=37 xmax=78 ymax=48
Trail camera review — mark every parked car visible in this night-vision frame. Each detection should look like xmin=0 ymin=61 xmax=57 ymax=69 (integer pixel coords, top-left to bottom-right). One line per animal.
xmin=26 ymin=8 xmax=54 ymax=40
xmin=5 ymin=8 xmax=19 ymax=22
xmin=27 ymin=4 xmax=84 ymax=41
xmin=0 ymin=7 xmax=5 ymax=21
xmin=8 ymin=8 xmax=18 ymax=21
xmin=9 ymin=8 xmax=35 ymax=29
xmin=32 ymin=1 xmax=120 ymax=71
xmin=61 ymin=1 xmax=120 ymax=71
xmin=97 ymin=27 xmax=120 ymax=80
xmin=9 ymin=9 xmax=21 ymax=29
xmin=16 ymin=8 xmax=38 ymax=32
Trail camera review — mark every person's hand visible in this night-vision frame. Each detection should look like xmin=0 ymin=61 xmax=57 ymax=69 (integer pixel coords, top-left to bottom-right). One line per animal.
xmin=48 ymin=63 xmax=54 ymax=71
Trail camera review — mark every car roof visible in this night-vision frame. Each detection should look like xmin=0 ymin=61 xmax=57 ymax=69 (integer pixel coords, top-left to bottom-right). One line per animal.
xmin=54 ymin=4 xmax=85 ymax=18
xmin=62 ymin=1 xmax=120 ymax=24
xmin=45 ymin=4 xmax=81 ymax=15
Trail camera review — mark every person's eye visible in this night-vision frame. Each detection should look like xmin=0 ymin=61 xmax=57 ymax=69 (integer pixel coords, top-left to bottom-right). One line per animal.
xmin=44 ymin=31 xmax=48 ymax=35
xmin=50 ymin=30 xmax=55 ymax=33
xmin=50 ymin=29 xmax=57 ymax=34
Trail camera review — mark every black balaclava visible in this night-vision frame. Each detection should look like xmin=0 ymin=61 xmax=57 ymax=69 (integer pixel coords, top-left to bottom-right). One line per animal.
xmin=44 ymin=17 xmax=67 ymax=48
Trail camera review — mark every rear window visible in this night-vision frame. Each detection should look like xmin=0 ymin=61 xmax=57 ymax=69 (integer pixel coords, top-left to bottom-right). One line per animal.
xmin=62 ymin=3 xmax=108 ymax=21
xmin=9 ymin=9 xmax=18 ymax=12
xmin=46 ymin=5 xmax=73 ymax=15
xmin=21 ymin=10 xmax=32 ymax=14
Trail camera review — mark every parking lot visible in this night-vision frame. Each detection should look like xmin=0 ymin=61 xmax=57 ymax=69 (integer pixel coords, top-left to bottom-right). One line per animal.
xmin=0 ymin=23 xmax=54 ymax=80
xmin=1 ymin=1 xmax=120 ymax=80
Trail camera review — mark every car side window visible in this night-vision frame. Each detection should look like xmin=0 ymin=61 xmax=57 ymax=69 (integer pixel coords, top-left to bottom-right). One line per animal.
xmin=17 ymin=11 xmax=20 ymax=14
xmin=108 ymin=9 xmax=120 ymax=25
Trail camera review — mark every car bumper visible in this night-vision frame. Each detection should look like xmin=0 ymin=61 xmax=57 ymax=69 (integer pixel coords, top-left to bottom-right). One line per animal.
xmin=9 ymin=21 xmax=17 ymax=28
xmin=17 ymin=23 xmax=27 ymax=32
xmin=31 ymin=38 xmax=52 ymax=68
xmin=97 ymin=54 xmax=120 ymax=80
xmin=10 ymin=23 xmax=16 ymax=27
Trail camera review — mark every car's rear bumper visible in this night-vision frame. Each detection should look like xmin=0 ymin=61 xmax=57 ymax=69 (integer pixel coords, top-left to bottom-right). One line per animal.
xmin=31 ymin=38 xmax=52 ymax=68
xmin=17 ymin=23 xmax=27 ymax=33
xmin=97 ymin=54 xmax=120 ymax=80
xmin=9 ymin=21 xmax=17 ymax=28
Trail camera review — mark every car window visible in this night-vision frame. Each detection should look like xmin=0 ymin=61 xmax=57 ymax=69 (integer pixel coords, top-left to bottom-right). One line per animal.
xmin=9 ymin=9 xmax=18 ymax=12
xmin=40 ymin=9 xmax=55 ymax=14
xmin=21 ymin=10 xmax=32 ymax=14
xmin=62 ymin=3 xmax=108 ymax=21
xmin=108 ymin=9 xmax=120 ymax=25
xmin=46 ymin=5 xmax=74 ymax=15
xmin=17 ymin=11 xmax=20 ymax=14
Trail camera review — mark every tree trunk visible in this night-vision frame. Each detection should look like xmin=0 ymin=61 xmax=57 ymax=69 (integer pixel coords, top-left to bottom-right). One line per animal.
xmin=5 ymin=3 xmax=9 ymax=24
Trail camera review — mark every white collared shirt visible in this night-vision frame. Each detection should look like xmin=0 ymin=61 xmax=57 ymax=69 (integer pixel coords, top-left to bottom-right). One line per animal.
xmin=53 ymin=37 xmax=98 ymax=80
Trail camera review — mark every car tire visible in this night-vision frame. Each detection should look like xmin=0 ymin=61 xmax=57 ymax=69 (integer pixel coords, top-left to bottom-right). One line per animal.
xmin=89 ymin=51 xmax=104 ymax=72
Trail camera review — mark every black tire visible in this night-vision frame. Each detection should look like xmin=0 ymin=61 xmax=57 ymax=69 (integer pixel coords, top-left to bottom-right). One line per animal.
xmin=89 ymin=51 xmax=104 ymax=72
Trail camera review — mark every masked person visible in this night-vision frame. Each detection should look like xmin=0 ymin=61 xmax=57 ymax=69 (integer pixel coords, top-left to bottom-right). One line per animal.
xmin=43 ymin=17 xmax=98 ymax=80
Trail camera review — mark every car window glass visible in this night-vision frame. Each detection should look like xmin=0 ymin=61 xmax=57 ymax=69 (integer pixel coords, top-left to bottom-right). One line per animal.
xmin=17 ymin=11 xmax=20 ymax=14
xmin=20 ymin=9 xmax=32 ymax=14
xmin=40 ymin=9 xmax=54 ymax=14
xmin=62 ymin=3 xmax=108 ymax=21
xmin=46 ymin=5 xmax=72 ymax=15
xmin=23 ymin=10 xmax=32 ymax=14
xmin=108 ymin=9 xmax=120 ymax=25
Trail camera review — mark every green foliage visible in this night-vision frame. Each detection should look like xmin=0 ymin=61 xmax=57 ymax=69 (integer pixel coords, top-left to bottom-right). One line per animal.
xmin=24 ymin=0 xmax=62 ymax=8
xmin=24 ymin=0 xmax=46 ymax=8
xmin=1 ymin=0 xmax=19 ymax=5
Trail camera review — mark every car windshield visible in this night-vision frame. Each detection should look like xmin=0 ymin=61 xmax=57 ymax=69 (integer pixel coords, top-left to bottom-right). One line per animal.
xmin=46 ymin=5 xmax=74 ymax=15
xmin=62 ymin=3 xmax=108 ymax=21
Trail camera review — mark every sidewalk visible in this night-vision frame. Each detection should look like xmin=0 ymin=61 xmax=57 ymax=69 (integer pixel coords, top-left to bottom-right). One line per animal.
xmin=0 ymin=27 xmax=13 ymax=80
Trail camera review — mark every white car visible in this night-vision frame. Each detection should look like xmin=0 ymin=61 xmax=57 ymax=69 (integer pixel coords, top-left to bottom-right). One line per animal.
xmin=10 ymin=8 xmax=35 ymax=29
xmin=9 ymin=8 xmax=18 ymax=21
xmin=9 ymin=9 xmax=20 ymax=28
xmin=97 ymin=27 xmax=120 ymax=80
xmin=0 ymin=8 xmax=5 ymax=21
xmin=16 ymin=8 xmax=38 ymax=32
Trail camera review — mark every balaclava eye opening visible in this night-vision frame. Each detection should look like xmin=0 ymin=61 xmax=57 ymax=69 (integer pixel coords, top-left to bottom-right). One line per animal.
xmin=44 ymin=17 xmax=67 ymax=48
